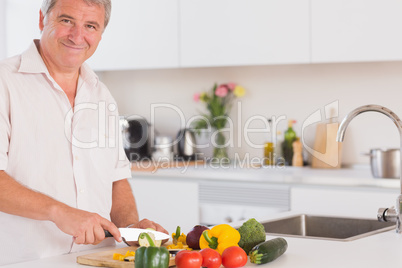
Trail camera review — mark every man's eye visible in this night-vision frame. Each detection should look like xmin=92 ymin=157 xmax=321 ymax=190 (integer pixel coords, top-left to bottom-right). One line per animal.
xmin=61 ymin=19 xmax=71 ymax=24
xmin=87 ymin=25 xmax=96 ymax=30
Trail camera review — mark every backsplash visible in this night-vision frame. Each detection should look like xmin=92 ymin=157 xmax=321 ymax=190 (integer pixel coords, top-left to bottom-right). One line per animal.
xmin=99 ymin=61 xmax=402 ymax=165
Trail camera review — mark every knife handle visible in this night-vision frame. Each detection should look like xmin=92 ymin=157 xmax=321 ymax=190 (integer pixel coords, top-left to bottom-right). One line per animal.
xmin=104 ymin=230 xmax=113 ymax=237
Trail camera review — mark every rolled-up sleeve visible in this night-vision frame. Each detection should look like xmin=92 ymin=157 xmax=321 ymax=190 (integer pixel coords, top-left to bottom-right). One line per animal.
xmin=0 ymin=74 xmax=10 ymax=171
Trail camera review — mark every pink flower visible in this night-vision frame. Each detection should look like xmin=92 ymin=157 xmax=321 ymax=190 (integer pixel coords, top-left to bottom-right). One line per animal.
xmin=193 ymin=93 xmax=201 ymax=102
xmin=215 ymin=85 xmax=228 ymax=97
xmin=227 ymin=83 xmax=236 ymax=91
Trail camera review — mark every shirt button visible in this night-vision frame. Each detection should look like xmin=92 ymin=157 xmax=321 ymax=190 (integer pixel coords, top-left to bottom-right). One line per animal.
xmin=79 ymin=189 xmax=85 ymax=193
xmin=74 ymin=155 xmax=79 ymax=161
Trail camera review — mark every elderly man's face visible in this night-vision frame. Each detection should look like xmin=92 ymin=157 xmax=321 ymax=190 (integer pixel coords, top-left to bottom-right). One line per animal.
xmin=39 ymin=0 xmax=105 ymax=72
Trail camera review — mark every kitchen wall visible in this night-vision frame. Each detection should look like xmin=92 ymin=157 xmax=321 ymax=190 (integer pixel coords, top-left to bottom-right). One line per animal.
xmin=0 ymin=1 xmax=6 ymax=60
xmin=3 ymin=1 xmax=401 ymax=166
xmin=100 ymin=61 xmax=402 ymax=166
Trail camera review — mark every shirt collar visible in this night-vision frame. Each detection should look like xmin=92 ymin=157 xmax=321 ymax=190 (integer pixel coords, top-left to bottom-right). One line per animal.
xmin=18 ymin=40 xmax=49 ymax=74
xmin=18 ymin=39 xmax=99 ymax=88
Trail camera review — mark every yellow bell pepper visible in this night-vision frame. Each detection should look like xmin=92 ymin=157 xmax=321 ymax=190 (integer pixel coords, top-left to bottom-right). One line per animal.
xmin=199 ymin=224 xmax=241 ymax=255
xmin=172 ymin=226 xmax=187 ymax=245
xmin=113 ymin=251 xmax=135 ymax=261
xmin=166 ymin=241 xmax=190 ymax=250
xmin=124 ymin=250 xmax=135 ymax=257
xmin=113 ymin=253 xmax=124 ymax=261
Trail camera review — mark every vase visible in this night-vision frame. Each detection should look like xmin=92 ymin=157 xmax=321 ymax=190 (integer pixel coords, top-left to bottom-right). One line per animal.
xmin=212 ymin=129 xmax=229 ymax=163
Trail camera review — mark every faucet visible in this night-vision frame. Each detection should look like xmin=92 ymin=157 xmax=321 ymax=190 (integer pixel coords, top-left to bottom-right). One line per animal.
xmin=336 ymin=104 xmax=402 ymax=233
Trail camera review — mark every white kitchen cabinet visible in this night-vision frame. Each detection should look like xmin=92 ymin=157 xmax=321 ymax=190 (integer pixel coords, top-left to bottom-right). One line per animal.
xmin=87 ymin=0 xmax=179 ymax=71
xmin=179 ymin=0 xmax=310 ymax=67
xmin=5 ymin=0 xmax=402 ymax=69
xmin=4 ymin=0 xmax=179 ymax=70
xmin=291 ymin=186 xmax=399 ymax=218
xmin=129 ymin=177 xmax=199 ymax=234
xmin=311 ymin=0 xmax=402 ymax=63
xmin=199 ymin=181 xmax=290 ymax=225
xmin=129 ymin=175 xmax=290 ymax=231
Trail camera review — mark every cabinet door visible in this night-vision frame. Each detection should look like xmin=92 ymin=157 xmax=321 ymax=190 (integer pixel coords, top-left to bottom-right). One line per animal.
xmin=199 ymin=181 xmax=290 ymax=225
xmin=129 ymin=178 xmax=199 ymax=234
xmin=179 ymin=0 xmax=310 ymax=67
xmin=86 ymin=0 xmax=179 ymax=71
xmin=311 ymin=0 xmax=402 ymax=63
xmin=5 ymin=0 xmax=42 ymax=58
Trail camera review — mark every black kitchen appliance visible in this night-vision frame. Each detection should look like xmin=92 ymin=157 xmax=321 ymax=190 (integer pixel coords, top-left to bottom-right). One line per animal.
xmin=121 ymin=117 xmax=155 ymax=161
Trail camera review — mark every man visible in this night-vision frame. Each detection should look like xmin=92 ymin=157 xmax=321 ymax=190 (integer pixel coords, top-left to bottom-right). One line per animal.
xmin=0 ymin=0 xmax=167 ymax=265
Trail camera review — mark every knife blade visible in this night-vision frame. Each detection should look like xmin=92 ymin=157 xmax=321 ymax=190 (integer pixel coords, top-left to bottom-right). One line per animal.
xmin=104 ymin=228 xmax=170 ymax=241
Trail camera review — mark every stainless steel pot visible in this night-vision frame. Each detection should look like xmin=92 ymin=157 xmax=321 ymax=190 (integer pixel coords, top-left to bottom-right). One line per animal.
xmin=153 ymin=136 xmax=173 ymax=160
xmin=367 ymin=148 xmax=400 ymax=179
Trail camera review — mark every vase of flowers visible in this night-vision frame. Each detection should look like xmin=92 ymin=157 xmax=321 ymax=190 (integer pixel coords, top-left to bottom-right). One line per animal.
xmin=192 ymin=83 xmax=246 ymax=163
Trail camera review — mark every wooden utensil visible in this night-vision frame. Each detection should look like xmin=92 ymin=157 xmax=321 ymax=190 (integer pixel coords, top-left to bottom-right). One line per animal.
xmin=77 ymin=246 xmax=176 ymax=267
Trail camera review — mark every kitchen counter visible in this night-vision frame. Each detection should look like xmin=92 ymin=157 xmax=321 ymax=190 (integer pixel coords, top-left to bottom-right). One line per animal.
xmin=5 ymin=166 xmax=398 ymax=267
xmin=131 ymin=162 xmax=400 ymax=190
xmin=4 ymin=212 xmax=402 ymax=268
xmin=130 ymin=163 xmax=401 ymax=233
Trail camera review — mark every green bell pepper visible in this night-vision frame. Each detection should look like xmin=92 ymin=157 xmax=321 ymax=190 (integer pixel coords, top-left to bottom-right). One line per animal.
xmin=135 ymin=233 xmax=170 ymax=268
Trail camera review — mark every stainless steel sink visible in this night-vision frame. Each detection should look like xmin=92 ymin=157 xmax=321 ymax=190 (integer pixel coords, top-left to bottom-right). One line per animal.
xmin=260 ymin=214 xmax=395 ymax=241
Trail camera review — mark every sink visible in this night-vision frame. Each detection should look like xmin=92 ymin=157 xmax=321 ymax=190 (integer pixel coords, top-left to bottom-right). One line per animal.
xmin=260 ymin=214 xmax=395 ymax=241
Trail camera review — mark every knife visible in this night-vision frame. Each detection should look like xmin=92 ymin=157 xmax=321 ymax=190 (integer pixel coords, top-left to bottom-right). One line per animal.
xmin=104 ymin=228 xmax=170 ymax=241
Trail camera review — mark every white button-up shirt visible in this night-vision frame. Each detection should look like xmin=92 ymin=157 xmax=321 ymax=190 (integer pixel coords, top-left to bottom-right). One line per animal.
xmin=0 ymin=40 xmax=132 ymax=265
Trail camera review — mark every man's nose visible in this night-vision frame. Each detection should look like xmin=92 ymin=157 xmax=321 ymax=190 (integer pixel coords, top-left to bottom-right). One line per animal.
xmin=69 ymin=25 xmax=85 ymax=44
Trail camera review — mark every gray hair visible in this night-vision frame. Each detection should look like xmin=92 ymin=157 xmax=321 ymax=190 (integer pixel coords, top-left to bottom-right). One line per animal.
xmin=41 ymin=0 xmax=111 ymax=28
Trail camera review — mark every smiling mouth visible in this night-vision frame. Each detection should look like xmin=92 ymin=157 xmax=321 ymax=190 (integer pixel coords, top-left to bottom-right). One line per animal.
xmin=62 ymin=42 xmax=87 ymax=51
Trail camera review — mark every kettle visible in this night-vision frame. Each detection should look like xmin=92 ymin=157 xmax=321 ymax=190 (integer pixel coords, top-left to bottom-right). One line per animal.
xmin=175 ymin=128 xmax=197 ymax=160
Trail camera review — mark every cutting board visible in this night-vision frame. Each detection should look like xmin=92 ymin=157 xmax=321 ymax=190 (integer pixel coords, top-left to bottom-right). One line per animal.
xmin=311 ymin=122 xmax=342 ymax=169
xmin=77 ymin=246 xmax=176 ymax=267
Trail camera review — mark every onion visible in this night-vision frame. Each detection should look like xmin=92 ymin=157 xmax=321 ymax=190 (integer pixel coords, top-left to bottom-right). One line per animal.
xmin=186 ymin=225 xmax=209 ymax=250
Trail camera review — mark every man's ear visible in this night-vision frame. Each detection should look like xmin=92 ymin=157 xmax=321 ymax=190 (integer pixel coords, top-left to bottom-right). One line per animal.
xmin=39 ymin=9 xmax=45 ymax=31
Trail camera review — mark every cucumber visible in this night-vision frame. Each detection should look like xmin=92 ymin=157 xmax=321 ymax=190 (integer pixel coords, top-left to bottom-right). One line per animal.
xmin=249 ymin=237 xmax=288 ymax=264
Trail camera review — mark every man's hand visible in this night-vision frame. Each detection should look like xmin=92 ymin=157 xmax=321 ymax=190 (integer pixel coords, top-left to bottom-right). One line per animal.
xmin=50 ymin=204 xmax=122 ymax=245
xmin=126 ymin=218 xmax=169 ymax=246
xmin=133 ymin=218 xmax=169 ymax=234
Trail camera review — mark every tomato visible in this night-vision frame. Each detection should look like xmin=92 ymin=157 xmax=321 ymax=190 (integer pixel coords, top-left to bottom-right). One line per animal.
xmin=175 ymin=250 xmax=203 ymax=268
xmin=221 ymin=246 xmax=248 ymax=268
xmin=200 ymin=248 xmax=222 ymax=268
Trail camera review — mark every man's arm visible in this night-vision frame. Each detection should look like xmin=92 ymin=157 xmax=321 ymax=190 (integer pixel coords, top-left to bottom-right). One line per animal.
xmin=110 ymin=179 xmax=139 ymax=227
xmin=0 ymin=170 xmax=121 ymax=244
xmin=111 ymin=179 xmax=169 ymax=245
